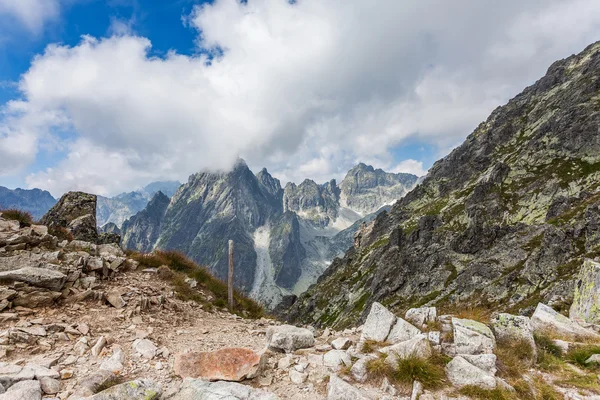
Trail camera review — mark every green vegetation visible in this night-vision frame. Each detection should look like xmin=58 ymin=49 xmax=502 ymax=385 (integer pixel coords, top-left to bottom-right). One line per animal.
xmin=565 ymin=344 xmax=600 ymax=369
xmin=1 ymin=209 xmax=33 ymax=227
xmin=457 ymin=385 xmax=517 ymax=400
xmin=365 ymin=353 xmax=447 ymax=390
xmin=127 ymin=250 xmax=263 ymax=319
xmin=361 ymin=340 xmax=390 ymax=354
xmin=495 ymin=338 xmax=535 ymax=379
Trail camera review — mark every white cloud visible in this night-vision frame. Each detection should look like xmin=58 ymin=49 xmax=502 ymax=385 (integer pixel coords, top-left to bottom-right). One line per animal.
xmin=392 ymin=160 xmax=428 ymax=177
xmin=0 ymin=0 xmax=60 ymax=33
xmin=1 ymin=0 xmax=600 ymax=195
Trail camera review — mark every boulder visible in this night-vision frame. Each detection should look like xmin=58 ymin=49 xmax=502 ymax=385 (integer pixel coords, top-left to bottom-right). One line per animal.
xmin=491 ymin=313 xmax=536 ymax=357
xmin=0 ymin=267 xmax=66 ymax=291
xmin=323 ymin=350 xmax=352 ymax=370
xmin=405 ymin=307 xmax=437 ymax=327
xmin=452 ymin=318 xmax=495 ymax=355
xmin=445 ymin=356 xmax=496 ymax=389
xmin=289 ymin=370 xmax=307 ymax=384
xmin=106 ymin=290 xmax=126 ymax=309
xmin=386 ymin=317 xmax=421 ymax=343
xmin=350 ymin=355 xmax=377 ymax=383
xmin=171 ymin=378 xmax=279 ymax=400
xmin=380 ymin=335 xmax=432 ymax=367
xmin=0 ymin=363 xmax=35 ymax=388
xmin=531 ymin=303 xmax=598 ymax=340
xmin=570 ymin=259 xmax=600 ymax=324
xmin=40 ymin=191 xmax=98 ymax=243
xmin=133 ymin=339 xmax=157 ymax=359
xmin=266 ymin=325 xmax=315 ymax=353
xmin=77 ymin=370 xmax=119 ymax=395
xmin=85 ymin=379 xmax=161 ymax=400
xmin=38 ymin=376 xmax=60 ymax=395
xmin=460 ymin=354 xmax=497 ymax=375
xmin=331 ymin=337 xmax=352 ymax=350
xmin=99 ymin=347 xmax=125 ymax=374
xmin=0 ymin=380 xmax=41 ymax=400
xmin=361 ymin=302 xmax=396 ymax=342
xmin=174 ymin=348 xmax=264 ymax=381
xmin=327 ymin=375 xmax=371 ymax=400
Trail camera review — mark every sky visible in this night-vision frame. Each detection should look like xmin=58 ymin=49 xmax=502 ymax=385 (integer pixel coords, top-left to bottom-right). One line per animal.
xmin=1 ymin=0 xmax=600 ymax=197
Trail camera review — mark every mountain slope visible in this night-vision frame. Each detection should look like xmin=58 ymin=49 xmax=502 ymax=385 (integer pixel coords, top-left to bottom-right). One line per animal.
xmin=121 ymin=191 xmax=171 ymax=252
xmin=282 ymin=41 xmax=600 ymax=328
xmin=0 ymin=186 xmax=56 ymax=220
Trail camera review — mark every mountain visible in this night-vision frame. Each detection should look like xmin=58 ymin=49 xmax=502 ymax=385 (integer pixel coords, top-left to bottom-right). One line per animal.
xmin=0 ymin=186 xmax=57 ymax=220
xmin=121 ymin=161 xmax=418 ymax=307
xmin=97 ymin=180 xmax=180 ymax=228
xmin=280 ymin=41 xmax=600 ymax=329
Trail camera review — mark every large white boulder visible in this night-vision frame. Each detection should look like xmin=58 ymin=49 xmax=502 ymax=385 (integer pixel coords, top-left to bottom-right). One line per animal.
xmin=570 ymin=259 xmax=600 ymax=324
xmin=531 ymin=303 xmax=598 ymax=340
xmin=323 ymin=350 xmax=352 ymax=370
xmin=327 ymin=375 xmax=371 ymax=400
xmin=266 ymin=325 xmax=315 ymax=353
xmin=361 ymin=302 xmax=396 ymax=342
xmin=452 ymin=318 xmax=495 ymax=355
xmin=386 ymin=317 xmax=421 ymax=343
xmin=405 ymin=307 xmax=437 ymax=327
xmin=491 ymin=313 xmax=536 ymax=358
xmin=0 ymin=380 xmax=42 ymax=400
xmin=380 ymin=334 xmax=432 ymax=368
xmin=445 ymin=356 xmax=496 ymax=389
xmin=350 ymin=355 xmax=377 ymax=383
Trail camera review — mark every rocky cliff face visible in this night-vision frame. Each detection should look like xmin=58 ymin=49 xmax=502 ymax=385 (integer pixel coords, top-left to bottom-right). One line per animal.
xmin=282 ymin=41 xmax=600 ymax=329
xmin=0 ymin=186 xmax=56 ymax=220
xmin=120 ymin=191 xmax=170 ymax=253
xmin=120 ymin=160 xmax=417 ymax=306
xmin=97 ymin=181 xmax=180 ymax=228
xmin=340 ymin=163 xmax=418 ymax=215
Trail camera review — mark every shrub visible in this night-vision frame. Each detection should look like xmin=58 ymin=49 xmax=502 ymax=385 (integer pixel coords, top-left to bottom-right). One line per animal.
xmin=495 ymin=338 xmax=535 ymax=378
xmin=365 ymin=354 xmax=390 ymax=381
xmin=392 ymin=354 xmax=446 ymax=389
xmin=48 ymin=226 xmax=74 ymax=242
xmin=361 ymin=340 xmax=389 ymax=353
xmin=1 ymin=209 xmax=33 ymax=227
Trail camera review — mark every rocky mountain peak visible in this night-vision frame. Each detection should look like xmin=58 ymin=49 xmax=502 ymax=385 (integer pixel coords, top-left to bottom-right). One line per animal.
xmin=256 ymin=168 xmax=282 ymax=199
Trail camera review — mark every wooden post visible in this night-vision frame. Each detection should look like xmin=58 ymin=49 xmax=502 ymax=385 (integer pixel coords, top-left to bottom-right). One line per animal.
xmin=228 ymin=240 xmax=234 ymax=309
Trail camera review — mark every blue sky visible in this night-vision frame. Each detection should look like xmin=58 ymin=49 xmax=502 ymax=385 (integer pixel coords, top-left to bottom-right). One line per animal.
xmin=1 ymin=0 xmax=600 ymax=196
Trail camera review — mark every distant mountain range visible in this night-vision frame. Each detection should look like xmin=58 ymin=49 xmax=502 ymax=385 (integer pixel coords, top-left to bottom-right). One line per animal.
xmin=0 ymin=181 xmax=180 ymax=226
xmin=0 ymin=187 xmax=57 ymax=220
xmin=97 ymin=181 xmax=181 ymax=227
xmin=120 ymin=161 xmax=418 ymax=307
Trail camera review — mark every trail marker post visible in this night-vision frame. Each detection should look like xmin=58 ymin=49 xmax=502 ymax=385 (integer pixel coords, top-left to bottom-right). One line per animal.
xmin=228 ymin=240 xmax=234 ymax=309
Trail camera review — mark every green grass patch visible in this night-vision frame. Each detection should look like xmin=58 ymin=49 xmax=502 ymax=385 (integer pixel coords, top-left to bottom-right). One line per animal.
xmin=457 ymin=385 xmax=517 ymax=400
xmin=566 ymin=344 xmax=600 ymax=369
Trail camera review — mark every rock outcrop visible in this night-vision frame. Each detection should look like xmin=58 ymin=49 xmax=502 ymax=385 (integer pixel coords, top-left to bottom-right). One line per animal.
xmin=40 ymin=192 xmax=98 ymax=243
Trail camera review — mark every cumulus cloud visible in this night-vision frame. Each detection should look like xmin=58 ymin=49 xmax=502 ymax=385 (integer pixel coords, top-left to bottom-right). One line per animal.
xmin=392 ymin=160 xmax=428 ymax=178
xmin=1 ymin=0 xmax=600 ymax=195
xmin=0 ymin=0 xmax=60 ymax=33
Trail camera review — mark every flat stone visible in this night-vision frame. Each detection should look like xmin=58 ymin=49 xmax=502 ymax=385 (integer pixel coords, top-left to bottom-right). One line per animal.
xmin=0 ymin=267 xmax=66 ymax=291
xmin=460 ymin=354 xmax=497 ymax=375
xmin=78 ymin=370 xmax=119 ymax=394
xmin=445 ymin=356 xmax=496 ymax=389
xmin=174 ymin=348 xmax=264 ymax=382
xmin=106 ymin=290 xmax=126 ymax=309
xmin=327 ymin=375 xmax=371 ymax=400
xmin=24 ymin=363 xmax=59 ymax=379
xmin=361 ymin=302 xmax=396 ymax=342
xmin=85 ymin=379 xmax=161 ymax=400
xmin=171 ymin=378 xmax=279 ymax=400
xmin=289 ymin=370 xmax=307 ymax=384
xmin=453 ymin=318 xmax=495 ymax=355
xmin=331 ymin=337 xmax=352 ymax=350
xmin=266 ymin=325 xmax=315 ymax=353
xmin=99 ymin=347 xmax=125 ymax=374
xmin=0 ymin=364 xmax=35 ymax=388
xmin=323 ymin=350 xmax=351 ymax=370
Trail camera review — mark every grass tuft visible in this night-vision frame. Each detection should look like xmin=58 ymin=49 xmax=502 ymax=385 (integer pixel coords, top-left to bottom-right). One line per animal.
xmin=457 ymin=385 xmax=517 ymax=400
xmin=495 ymin=338 xmax=535 ymax=378
xmin=48 ymin=226 xmax=74 ymax=241
xmin=1 ymin=209 xmax=33 ymax=227
xmin=127 ymin=250 xmax=263 ymax=318
xmin=361 ymin=340 xmax=389 ymax=353
xmin=565 ymin=344 xmax=600 ymax=369
xmin=366 ymin=352 xmax=447 ymax=390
